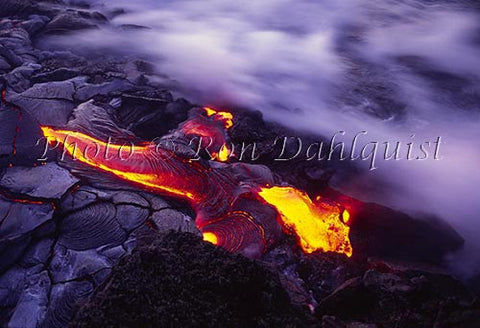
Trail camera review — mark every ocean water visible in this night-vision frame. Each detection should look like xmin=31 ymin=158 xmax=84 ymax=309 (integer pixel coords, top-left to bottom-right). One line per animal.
xmin=57 ymin=0 xmax=480 ymax=275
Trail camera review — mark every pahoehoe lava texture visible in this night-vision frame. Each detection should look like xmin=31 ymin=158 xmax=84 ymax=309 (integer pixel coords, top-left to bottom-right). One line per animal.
xmin=71 ymin=231 xmax=315 ymax=328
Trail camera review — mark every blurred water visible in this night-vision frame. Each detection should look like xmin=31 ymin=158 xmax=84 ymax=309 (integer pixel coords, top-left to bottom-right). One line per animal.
xmin=57 ymin=0 xmax=480 ymax=274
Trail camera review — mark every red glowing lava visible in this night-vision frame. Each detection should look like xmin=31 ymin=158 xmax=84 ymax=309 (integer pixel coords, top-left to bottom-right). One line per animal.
xmin=1 ymin=89 xmax=6 ymax=104
xmin=180 ymin=107 xmax=234 ymax=162
xmin=203 ymin=107 xmax=234 ymax=129
xmin=41 ymin=107 xmax=352 ymax=258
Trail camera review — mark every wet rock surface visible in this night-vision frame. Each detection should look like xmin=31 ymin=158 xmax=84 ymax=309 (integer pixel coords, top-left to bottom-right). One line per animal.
xmin=0 ymin=1 xmax=478 ymax=327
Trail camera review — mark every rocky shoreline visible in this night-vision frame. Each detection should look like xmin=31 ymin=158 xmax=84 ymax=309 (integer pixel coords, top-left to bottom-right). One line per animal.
xmin=1 ymin=1 xmax=479 ymax=327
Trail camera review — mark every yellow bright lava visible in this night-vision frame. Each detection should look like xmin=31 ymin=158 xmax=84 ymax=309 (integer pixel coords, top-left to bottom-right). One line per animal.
xmin=258 ymin=186 xmax=352 ymax=257
xmin=217 ymin=144 xmax=230 ymax=162
xmin=203 ymin=107 xmax=234 ymax=129
xmin=204 ymin=107 xmax=217 ymax=116
xmin=41 ymin=126 xmax=195 ymax=200
xmin=41 ymin=126 xmax=353 ymax=257
xmin=216 ymin=112 xmax=233 ymax=129
xmin=342 ymin=209 xmax=350 ymax=224
xmin=203 ymin=232 xmax=218 ymax=245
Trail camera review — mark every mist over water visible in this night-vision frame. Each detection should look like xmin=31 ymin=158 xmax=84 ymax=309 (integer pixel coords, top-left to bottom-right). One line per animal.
xmin=58 ymin=0 xmax=480 ymax=274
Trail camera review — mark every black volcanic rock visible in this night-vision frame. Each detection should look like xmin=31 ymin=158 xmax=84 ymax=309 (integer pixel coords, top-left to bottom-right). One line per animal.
xmin=319 ymin=189 xmax=465 ymax=265
xmin=0 ymin=57 xmax=11 ymax=72
xmin=0 ymin=163 xmax=79 ymax=199
xmin=7 ymin=270 xmax=51 ymax=328
xmin=20 ymin=80 xmax=76 ymax=100
xmin=116 ymin=89 xmax=173 ymax=126
xmin=31 ymin=67 xmax=80 ymax=84
xmin=0 ymin=195 xmax=54 ymax=272
xmin=19 ymin=15 xmax=50 ymax=37
xmin=3 ymin=65 xmax=39 ymax=93
xmin=59 ymin=202 xmax=127 ymax=251
xmin=0 ymin=0 xmax=37 ymax=18
xmin=74 ymin=78 xmax=136 ymax=103
xmin=0 ymin=45 xmax=23 ymax=69
xmin=151 ymin=209 xmax=199 ymax=235
xmin=315 ymin=268 xmax=480 ymax=327
xmin=44 ymin=11 xmax=103 ymax=34
xmin=350 ymin=204 xmax=465 ymax=264
xmin=0 ymin=25 xmax=36 ymax=65
xmin=5 ymin=79 xmax=79 ymax=125
xmin=71 ymin=231 xmax=316 ymax=328
xmin=42 ymin=280 xmax=94 ymax=328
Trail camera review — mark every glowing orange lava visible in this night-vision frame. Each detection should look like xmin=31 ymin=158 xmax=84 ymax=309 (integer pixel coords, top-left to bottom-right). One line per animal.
xmin=202 ymin=107 xmax=234 ymax=161
xmin=40 ymin=112 xmax=353 ymax=258
xmin=41 ymin=126 xmax=197 ymax=200
xmin=258 ymin=186 xmax=352 ymax=257
xmin=203 ymin=107 xmax=234 ymax=129
xmin=180 ymin=107 xmax=234 ymax=162
xmin=203 ymin=232 xmax=218 ymax=245
xmin=217 ymin=144 xmax=230 ymax=162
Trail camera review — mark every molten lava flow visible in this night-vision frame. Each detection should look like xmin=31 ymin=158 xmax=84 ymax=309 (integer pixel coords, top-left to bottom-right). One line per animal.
xmin=41 ymin=127 xmax=198 ymax=200
xmin=203 ymin=107 xmax=234 ymax=129
xmin=202 ymin=232 xmax=218 ymax=245
xmin=180 ymin=107 xmax=234 ymax=162
xmin=41 ymin=125 xmax=242 ymax=220
xmin=204 ymin=107 xmax=233 ymax=162
xmin=342 ymin=209 xmax=350 ymax=224
xmin=258 ymin=186 xmax=352 ymax=257
xmin=217 ymin=144 xmax=230 ymax=162
xmin=41 ymin=118 xmax=353 ymax=258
